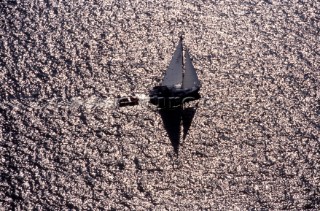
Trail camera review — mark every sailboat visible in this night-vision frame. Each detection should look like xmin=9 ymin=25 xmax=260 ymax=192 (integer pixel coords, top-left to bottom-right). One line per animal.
xmin=149 ymin=36 xmax=201 ymax=108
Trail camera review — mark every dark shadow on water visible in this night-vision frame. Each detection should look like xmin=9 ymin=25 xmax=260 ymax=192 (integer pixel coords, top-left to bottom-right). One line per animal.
xmin=159 ymin=105 xmax=197 ymax=155
xmin=182 ymin=107 xmax=197 ymax=140
xmin=159 ymin=107 xmax=182 ymax=154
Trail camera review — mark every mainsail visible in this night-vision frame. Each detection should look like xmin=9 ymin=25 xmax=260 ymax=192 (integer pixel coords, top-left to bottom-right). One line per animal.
xmin=182 ymin=50 xmax=200 ymax=89
xmin=162 ymin=39 xmax=183 ymax=88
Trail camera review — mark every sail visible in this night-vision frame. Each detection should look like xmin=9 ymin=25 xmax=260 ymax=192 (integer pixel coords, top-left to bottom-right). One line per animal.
xmin=182 ymin=50 xmax=200 ymax=89
xmin=162 ymin=39 xmax=183 ymax=88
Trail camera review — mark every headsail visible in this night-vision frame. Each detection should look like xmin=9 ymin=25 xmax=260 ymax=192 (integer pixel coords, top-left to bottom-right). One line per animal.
xmin=182 ymin=50 xmax=200 ymax=89
xmin=162 ymin=39 xmax=183 ymax=88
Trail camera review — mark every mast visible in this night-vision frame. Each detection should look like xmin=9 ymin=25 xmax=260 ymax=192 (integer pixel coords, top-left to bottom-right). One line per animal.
xmin=180 ymin=35 xmax=184 ymax=68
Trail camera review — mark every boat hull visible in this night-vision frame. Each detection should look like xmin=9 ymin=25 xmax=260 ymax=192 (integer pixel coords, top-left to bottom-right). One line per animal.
xmin=149 ymin=86 xmax=200 ymax=108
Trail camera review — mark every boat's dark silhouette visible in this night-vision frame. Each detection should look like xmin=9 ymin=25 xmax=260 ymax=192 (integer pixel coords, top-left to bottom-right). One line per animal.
xmin=149 ymin=36 xmax=201 ymax=109
xmin=117 ymin=36 xmax=201 ymax=154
